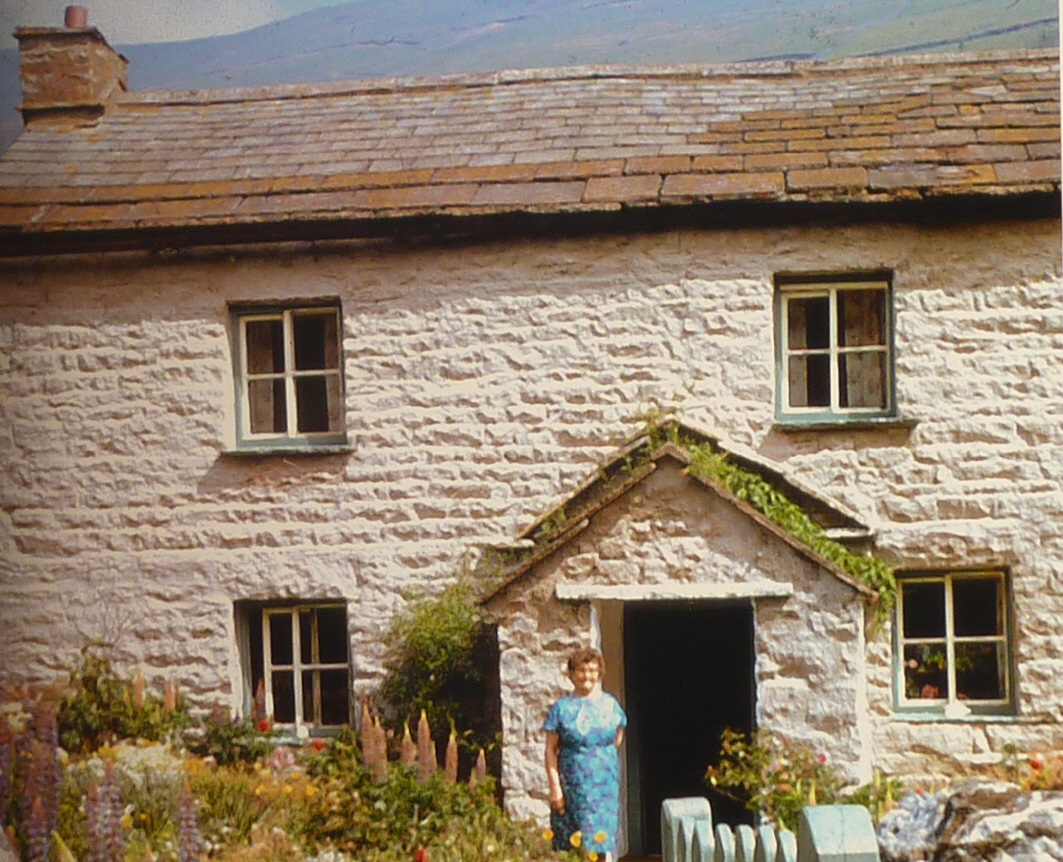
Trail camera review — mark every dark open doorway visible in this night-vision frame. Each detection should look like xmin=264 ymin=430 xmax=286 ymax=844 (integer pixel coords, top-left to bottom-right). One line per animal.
xmin=623 ymin=600 xmax=755 ymax=856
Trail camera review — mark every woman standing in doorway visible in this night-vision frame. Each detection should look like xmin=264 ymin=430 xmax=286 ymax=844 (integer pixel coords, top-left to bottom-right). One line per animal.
xmin=544 ymin=647 xmax=627 ymax=861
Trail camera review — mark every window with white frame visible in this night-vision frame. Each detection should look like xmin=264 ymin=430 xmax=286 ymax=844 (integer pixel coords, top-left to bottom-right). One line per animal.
xmin=776 ymin=278 xmax=893 ymax=422
xmin=895 ymin=571 xmax=1012 ymax=714
xmin=233 ymin=304 xmax=345 ymax=447
xmin=239 ymin=602 xmax=351 ymax=731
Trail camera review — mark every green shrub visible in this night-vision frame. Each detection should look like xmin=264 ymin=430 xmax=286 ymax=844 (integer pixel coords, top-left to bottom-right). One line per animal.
xmin=706 ymin=729 xmax=844 ymax=831
xmin=707 ymin=728 xmax=906 ymax=830
xmin=378 ymin=582 xmax=499 ymax=760
xmin=291 ymin=752 xmax=549 ymax=861
xmin=188 ymin=764 xmax=279 ymax=854
xmin=184 ymin=713 xmax=276 ymax=767
xmin=57 ymin=653 xmax=189 ymax=754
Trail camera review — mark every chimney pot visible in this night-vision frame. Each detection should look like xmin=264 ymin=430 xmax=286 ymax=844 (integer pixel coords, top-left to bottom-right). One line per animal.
xmin=64 ymin=6 xmax=88 ymax=28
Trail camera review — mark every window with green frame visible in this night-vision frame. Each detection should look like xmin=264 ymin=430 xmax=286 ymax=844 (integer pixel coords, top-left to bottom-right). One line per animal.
xmin=895 ymin=571 xmax=1013 ymax=716
xmin=775 ymin=277 xmax=894 ymax=423
xmin=238 ymin=601 xmax=352 ymax=733
xmin=232 ymin=303 xmax=346 ymax=449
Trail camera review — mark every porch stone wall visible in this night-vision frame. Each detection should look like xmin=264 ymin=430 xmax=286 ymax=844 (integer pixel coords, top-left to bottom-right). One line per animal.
xmin=0 ymin=217 xmax=1060 ymax=787
xmin=486 ymin=460 xmax=871 ymax=821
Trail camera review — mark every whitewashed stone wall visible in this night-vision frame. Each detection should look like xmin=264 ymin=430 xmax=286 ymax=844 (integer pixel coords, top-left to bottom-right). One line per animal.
xmin=0 ymin=217 xmax=1060 ymax=789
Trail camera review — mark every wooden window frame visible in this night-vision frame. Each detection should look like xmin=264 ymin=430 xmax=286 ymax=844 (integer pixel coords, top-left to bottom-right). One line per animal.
xmin=232 ymin=303 xmax=347 ymax=450
xmin=894 ymin=570 xmax=1014 ymax=718
xmin=775 ymin=276 xmax=895 ymax=426
xmin=237 ymin=600 xmax=352 ymax=735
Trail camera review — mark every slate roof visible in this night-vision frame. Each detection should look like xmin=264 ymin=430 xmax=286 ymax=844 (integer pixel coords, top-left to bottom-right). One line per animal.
xmin=0 ymin=48 xmax=1058 ymax=252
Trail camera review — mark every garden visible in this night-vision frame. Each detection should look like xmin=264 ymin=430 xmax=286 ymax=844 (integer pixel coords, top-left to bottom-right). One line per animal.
xmin=3 ymin=579 xmax=1060 ymax=862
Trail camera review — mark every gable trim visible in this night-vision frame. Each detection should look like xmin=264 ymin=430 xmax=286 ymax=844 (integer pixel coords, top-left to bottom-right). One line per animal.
xmin=556 ymin=581 xmax=795 ymax=601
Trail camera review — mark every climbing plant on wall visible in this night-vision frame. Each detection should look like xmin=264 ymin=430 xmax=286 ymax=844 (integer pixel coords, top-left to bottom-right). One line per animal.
xmin=662 ymin=421 xmax=897 ymax=617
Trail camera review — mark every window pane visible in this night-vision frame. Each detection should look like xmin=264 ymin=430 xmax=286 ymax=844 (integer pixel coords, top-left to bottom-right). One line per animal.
xmin=903 ymin=643 xmax=948 ymax=700
xmin=837 ymin=289 xmax=886 ymax=347
xmin=902 ymin=581 xmax=946 ymax=638
xmin=293 ymin=312 xmax=339 ymax=371
xmin=316 ymin=607 xmax=349 ymax=664
xmin=788 ymin=354 xmax=830 ymax=408
xmin=301 ymin=671 xmax=318 ymax=724
xmin=272 ymin=670 xmax=295 ymax=722
xmin=300 ymin=610 xmax=314 ymax=664
xmin=955 ymin=642 xmax=1006 ymax=700
xmin=295 ymin=376 xmax=334 ymax=433
xmin=787 ymin=296 xmax=830 ymax=350
xmin=953 ymin=578 xmax=1002 ymax=637
xmin=248 ymin=379 xmax=287 ymax=434
xmin=319 ymin=669 xmax=350 ymax=725
xmin=269 ymin=612 xmax=293 ymax=665
xmin=838 ymin=352 xmax=886 ymax=409
xmin=246 ymin=318 xmax=285 ymax=374
xmin=296 ymin=375 xmax=343 ymax=434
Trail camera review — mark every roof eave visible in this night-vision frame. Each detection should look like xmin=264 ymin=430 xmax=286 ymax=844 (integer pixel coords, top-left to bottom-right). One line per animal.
xmin=0 ymin=189 xmax=1057 ymax=259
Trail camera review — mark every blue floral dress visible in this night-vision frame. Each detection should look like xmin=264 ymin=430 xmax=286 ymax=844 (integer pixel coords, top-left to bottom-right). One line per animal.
xmin=543 ymin=691 xmax=627 ymax=857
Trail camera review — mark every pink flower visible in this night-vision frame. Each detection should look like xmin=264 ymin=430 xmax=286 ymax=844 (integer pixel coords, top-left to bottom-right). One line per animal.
xmin=269 ymin=745 xmax=297 ymax=771
xmin=816 ymin=753 xmax=828 ymax=765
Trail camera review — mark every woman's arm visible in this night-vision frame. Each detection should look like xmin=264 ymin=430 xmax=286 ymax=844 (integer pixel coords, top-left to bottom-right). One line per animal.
xmin=615 ymin=727 xmax=625 ymax=748
xmin=544 ymin=731 xmax=565 ymax=813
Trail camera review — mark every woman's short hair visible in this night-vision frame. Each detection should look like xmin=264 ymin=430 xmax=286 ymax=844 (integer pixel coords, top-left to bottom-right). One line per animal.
xmin=567 ymin=647 xmax=605 ymax=675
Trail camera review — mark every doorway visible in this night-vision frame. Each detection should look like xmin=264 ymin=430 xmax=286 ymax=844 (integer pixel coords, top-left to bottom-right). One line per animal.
xmin=623 ymin=600 xmax=755 ymax=856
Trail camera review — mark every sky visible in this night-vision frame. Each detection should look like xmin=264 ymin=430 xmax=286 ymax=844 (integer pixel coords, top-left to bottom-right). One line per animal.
xmin=0 ymin=0 xmax=345 ymax=47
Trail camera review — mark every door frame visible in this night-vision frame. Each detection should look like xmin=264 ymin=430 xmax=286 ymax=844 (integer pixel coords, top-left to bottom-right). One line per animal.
xmin=598 ymin=598 xmax=757 ymax=857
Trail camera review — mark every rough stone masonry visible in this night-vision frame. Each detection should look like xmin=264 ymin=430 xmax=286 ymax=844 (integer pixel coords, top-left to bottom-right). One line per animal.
xmin=1 ymin=214 xmax=1061 ymax=807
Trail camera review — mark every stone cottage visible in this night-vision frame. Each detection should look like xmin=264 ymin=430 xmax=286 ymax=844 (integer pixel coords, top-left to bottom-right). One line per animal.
xmin=0 ymin=11 xmax=1060 ymax=857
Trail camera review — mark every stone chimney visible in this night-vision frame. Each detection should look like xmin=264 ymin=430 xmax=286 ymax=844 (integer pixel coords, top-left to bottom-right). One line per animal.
xmin=14 ymin=6 xmax=128 ymax=129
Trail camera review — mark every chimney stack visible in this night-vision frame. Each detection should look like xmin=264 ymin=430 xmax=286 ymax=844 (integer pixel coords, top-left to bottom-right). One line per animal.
xmin=14 ymin=6 xmax=128 ymax=129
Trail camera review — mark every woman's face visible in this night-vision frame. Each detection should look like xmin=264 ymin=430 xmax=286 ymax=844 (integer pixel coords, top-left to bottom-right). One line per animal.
xmin=569 ymin=660 xmax=601 ymax=696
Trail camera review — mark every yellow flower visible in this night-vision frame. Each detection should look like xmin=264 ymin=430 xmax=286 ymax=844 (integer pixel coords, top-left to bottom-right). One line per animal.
xmin=119 ymin=814 xmax=133 ymax=830
xmin=282 ymin=785 xmax=293 ymax=795
xmin=588 ymin=853 xmax=599 ymax=861
xmin=305 ymin=784 xmax=317 ymax=799
xmin=542 ymin=829 xmax=554 ymax=842
xmin=594 ymin=831 xmax=607 ymax=844
xmin=570 ymin=832 xmax=582 ymax=848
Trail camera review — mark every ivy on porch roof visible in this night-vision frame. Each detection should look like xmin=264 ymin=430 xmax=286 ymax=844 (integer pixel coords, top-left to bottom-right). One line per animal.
xmin=476 ymin=419 xmax=895 ymax=611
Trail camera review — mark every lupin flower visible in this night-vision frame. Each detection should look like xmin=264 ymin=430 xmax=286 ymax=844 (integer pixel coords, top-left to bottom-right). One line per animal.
xmin=177 ymin=784 xmax=201 ymax=862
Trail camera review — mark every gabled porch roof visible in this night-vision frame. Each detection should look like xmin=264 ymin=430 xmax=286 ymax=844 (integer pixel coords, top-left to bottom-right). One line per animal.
xmin=477 ymin=419 xmax=880 ymax=604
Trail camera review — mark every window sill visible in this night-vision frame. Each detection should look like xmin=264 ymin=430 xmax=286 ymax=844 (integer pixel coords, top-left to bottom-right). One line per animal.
xmin=891 ymin=710 xmax=1017 ymax=723
xmin=223 ymin=443 xmax=353 ymax=458
xmin=773 ymin=415 xmax=919 ymax=433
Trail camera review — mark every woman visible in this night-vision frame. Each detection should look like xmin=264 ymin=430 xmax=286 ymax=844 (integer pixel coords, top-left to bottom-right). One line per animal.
xmin=543 ymin=647 xmax=627 ymax=860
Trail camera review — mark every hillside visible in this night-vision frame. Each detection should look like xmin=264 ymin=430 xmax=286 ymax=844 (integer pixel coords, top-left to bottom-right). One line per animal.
xmin=1 ymin=0 xmax=1057 ymax=152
